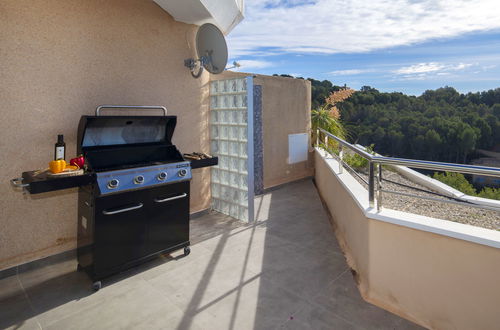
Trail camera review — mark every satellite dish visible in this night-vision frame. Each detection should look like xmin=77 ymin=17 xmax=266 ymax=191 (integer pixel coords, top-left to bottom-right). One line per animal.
xmin=184 ymin=23 xmax=228 ymax=78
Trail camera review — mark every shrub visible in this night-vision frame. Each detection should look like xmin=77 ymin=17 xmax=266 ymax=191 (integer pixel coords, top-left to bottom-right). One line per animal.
xmin=477 ymin=187 xmax=500 ymax=200
xmin=433 ymin=172 xmax=500 ymax=200
xmin=432 ymin=172 xmax=477 ymax=195
xmin=343 ymin=144 xmax=374 ymax=170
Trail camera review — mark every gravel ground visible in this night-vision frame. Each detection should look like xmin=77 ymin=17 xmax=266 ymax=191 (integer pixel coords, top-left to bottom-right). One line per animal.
xmin=352 ymin=167 xmax=500 ymax=231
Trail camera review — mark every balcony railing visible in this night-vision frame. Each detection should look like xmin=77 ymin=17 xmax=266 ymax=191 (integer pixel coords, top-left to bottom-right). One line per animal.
xmin=317 ymin=128 xmax=500 ymax=213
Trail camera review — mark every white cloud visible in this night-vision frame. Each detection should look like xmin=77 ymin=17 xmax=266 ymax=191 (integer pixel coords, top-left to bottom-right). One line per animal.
xmin=228 ymin=0 xmax=500 ymax=57
xmin=454 ymin=63 xmax=472 ymax=70
xmin=330 ymin=69 xmax=373 ymax=76
xmin=482 ymin=64 xmax=497 ymax=70
xmin=393 ymin=61 xmax=474 ymax=79
xmin=395 ymin=62 xmax=446 ymax=75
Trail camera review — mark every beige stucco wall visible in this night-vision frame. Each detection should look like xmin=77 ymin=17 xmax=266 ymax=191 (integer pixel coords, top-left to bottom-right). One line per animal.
xmin=314 ymin=150 xmax=500 ymax=330
xmin=214 ymin=72 xmax=314 ymax=189
xmin=0 ymin=0 xmax=211 ymax=270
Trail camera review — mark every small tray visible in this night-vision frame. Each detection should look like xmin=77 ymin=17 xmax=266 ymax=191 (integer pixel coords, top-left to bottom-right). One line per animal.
xmin=12 ymin=170 xmax=95 ymax=194
xmin=190 ymin=157 xmax=218 ymax=169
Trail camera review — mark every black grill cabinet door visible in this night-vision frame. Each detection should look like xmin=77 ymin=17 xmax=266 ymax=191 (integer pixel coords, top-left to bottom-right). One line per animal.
xmin=93 ymin=191 xmax=148 ymax=277
xmin=146 ymin=182 xmax=190 ymax=256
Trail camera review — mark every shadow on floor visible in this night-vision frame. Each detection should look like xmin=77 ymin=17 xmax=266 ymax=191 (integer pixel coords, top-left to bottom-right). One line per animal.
xmin=165 ymin=179 xmax=423 ymax=329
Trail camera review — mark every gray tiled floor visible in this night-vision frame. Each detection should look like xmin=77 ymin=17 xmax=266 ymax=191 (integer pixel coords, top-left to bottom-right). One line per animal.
xmin=0 ymin=179 xmax=423 ymax=330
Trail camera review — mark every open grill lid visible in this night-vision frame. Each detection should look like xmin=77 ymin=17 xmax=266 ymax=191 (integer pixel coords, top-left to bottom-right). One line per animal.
xmin=78 ymin=116 xmax=177 ymax=151
xmin=76 ymin=106 xmax=183 ymax=172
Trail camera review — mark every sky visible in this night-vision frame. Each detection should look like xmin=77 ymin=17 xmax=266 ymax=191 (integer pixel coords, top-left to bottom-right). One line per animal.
xmin=226 ymin=0 xmax=500 ymax=96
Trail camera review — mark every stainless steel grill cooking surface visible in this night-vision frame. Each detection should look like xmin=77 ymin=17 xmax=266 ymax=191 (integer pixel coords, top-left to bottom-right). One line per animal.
xmin=76 ymin=105 xmax=192 ymax=291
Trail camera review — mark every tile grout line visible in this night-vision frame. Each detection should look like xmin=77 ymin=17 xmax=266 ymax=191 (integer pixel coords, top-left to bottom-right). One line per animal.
xmin=309 ymin=267 xmax=350 ymax=302
xmin=138 ymin=277 xmax=189 ymax=316
xmin=16 ymin=266 xmax=43 ymax=330
xmin=274 ymin=268 xmax=350 ymax=329
xmin=307 ymin=268 xmax=370 ymax=329
xmin=256 ymin=219 xmax=343 ymax=255
xmin=140 ymin=256 xmax=224 ymax=324
xmin=280 ymin=268 xmax=358 ymax=329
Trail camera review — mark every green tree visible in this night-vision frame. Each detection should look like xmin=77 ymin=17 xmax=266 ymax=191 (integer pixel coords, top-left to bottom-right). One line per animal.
xmin=424 ymin=129 xmax=442 ymax=159
xmin=493 ymin=104 xmax=500 ymax=119
xmin=457 ymin=127 xmax=477 ymax=163
xmin=433 ymin=172 xmax=477 ymax=196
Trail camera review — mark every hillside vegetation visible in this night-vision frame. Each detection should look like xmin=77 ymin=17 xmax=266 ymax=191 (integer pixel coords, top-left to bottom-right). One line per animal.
xmin=275 ymin=74 xmax=500 ymax=164
xmin=340 ymin=86 xmax=500 ymax=163
xmin=302 ymin=76 xmax=500 ymax=163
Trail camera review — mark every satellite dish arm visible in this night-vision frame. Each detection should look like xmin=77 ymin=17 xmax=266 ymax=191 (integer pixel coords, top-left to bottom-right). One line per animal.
xmin=191 ymin=65 xmax=203 ymax=78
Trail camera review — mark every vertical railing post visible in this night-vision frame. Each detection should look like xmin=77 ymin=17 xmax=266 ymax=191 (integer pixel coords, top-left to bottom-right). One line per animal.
xmin=316 ymin=128 xmax=319 ymax=147
xmin=324 ymin=132 xmax=328 ymax=149
xmin=368 ymin=161 xmax=375 ymax=208
xmin=377 ymin=163 xmax=383 ymax=212
xmin=339 ymin=145 xmax=344 ymax=174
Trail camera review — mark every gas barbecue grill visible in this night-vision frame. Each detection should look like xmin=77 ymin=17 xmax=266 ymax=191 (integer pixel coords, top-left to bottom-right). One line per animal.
xmin=11 ymin=105 xmax=218 ymax=291
xmin=77 ymin=105 xmax=192 ymax=290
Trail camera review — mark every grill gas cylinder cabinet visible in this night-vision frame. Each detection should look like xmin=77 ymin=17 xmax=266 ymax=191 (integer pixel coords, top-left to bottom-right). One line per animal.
xmin=77 ymin=181 xmax=191 ymax=291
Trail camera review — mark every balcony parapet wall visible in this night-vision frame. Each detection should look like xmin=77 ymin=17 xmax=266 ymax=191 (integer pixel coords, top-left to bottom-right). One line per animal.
xmin=314 ymin=147 xmax=500 ymax=330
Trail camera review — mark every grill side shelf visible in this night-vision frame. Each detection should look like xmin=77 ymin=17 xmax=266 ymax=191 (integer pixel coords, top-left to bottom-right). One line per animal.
xmin=18 ymin=170 xmax=95 ymax=194
xmin=189 ymin=157 xmax=218 ymax=170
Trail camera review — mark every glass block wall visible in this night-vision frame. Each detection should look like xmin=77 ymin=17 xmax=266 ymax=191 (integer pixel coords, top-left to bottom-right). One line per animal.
xmin=210 ymin=77 xmax=254 ymax=222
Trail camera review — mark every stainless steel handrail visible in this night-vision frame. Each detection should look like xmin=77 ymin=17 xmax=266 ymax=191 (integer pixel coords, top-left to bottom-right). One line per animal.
xmin=319 ymin=128 xmax=500 ymax=178
xmin=317 ymin=128 xmax=500 ymax=212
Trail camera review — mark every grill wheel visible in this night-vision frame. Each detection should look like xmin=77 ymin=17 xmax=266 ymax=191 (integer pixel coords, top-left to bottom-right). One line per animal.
xmin=92 ymin=281 xmax=102 ymax=291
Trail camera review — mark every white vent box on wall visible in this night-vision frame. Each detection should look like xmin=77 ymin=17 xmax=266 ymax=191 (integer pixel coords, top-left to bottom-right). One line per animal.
xmin=288 ymin=133 xmax=308 ymax=164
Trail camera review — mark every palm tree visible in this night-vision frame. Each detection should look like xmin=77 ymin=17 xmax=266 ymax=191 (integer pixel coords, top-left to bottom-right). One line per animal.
xmin=311 ymin=105 xmax=347 ymax=151
xmin=312 ymin=88 xmax=355 ymax=154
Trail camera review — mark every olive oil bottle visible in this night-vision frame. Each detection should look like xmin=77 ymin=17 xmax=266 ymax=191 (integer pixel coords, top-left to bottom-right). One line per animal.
xmin=54 ymin=134 xmax=66 ymax=160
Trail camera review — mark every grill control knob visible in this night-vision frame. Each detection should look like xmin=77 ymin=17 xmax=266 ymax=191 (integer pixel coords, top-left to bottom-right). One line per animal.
xmin=107 ymin=179 xmax=119 ymax=189
xmin=134 ymin=175 xmax=145 ymax=184
xmin=157 ymin=172 xmax=168 ymax=181
xmin=178 ymin=169 xmax=188 ymax=177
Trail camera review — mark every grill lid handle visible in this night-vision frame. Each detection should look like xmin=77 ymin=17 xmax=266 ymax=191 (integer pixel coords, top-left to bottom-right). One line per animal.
xmin=96 ymin=105 xmax=168 ymax=116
